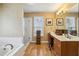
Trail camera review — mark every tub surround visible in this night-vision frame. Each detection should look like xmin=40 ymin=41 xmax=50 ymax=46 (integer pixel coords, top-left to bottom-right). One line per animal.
xmin=0 ymin=37 xmax=25 ymax=56
xmin=48 ymin=32 xmax=79 ymax=56
xmin=0 ymin=37 xmax=23 ymax=47
xmin=10 ymin=44 xmax=24 ymax=56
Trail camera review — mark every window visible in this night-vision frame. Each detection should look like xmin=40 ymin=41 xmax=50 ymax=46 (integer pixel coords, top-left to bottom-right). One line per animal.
xmin=66 ymin=16 xmax=76 ymax=30
xmin=34 ymin=16 xmax=44 ymax=36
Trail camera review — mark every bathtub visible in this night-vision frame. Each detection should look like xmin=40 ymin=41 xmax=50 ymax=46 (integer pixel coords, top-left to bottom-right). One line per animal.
xmin=0 ymin=44 xmax=24 ymax=56
xmin=0 ymin=37 xmax=25 ymax=56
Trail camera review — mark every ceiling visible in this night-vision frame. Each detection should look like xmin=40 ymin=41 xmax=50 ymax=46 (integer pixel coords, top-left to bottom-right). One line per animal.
xmin=23 ymin=3 xmax=79 ymax=13
xmin=23 ymin=3 xmax=63 ymax=12
xmin=68 ymin=4 xmax=79 ymax=13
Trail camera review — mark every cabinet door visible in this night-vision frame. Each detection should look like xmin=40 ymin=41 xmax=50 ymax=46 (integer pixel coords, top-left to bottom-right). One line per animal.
xmin=54 ymin=38 xmax=61 ymax=56
xmin=61 ymin=42 xmax=78 ymax=56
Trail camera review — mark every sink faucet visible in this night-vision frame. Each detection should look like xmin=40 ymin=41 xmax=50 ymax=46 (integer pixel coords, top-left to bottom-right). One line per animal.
xmin=67 ymin=34 xmax=71 ymax=39
xmin=64 ymin=33 xmax=71 ymax=39
xmin=4 ymin=44 xmax=14 ymax=50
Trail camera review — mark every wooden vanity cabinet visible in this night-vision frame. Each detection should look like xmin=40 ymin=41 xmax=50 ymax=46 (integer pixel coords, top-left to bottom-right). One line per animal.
xmin=48 ymin=34 xmax=79 ymax=56
xmin=53 ymin=38 xmax=78 ymax=56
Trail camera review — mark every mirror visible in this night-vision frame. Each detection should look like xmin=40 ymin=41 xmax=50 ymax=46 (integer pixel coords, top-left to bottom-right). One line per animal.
xmin=66 ymin=16 xmax=76 ymax=30
xmin=66 ymin=16 xmax=76 ymax=36
xmin=65 ymin=4 xmax=78 ymax=36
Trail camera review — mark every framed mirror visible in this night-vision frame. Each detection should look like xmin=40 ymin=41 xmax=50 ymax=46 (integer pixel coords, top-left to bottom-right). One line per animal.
xmin=66 ymin=16 xmax=77 ymax=36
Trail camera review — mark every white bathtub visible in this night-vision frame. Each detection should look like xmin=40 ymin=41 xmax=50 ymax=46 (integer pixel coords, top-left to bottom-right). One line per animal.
xmin=0 ymin=44 xmax=24 ymax=56
xmin=0 ymin=37 xmax=25 ymax=56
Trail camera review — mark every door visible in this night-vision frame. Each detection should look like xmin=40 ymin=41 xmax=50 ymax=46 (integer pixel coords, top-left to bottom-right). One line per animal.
xmin=24 ymin=17 xmax=32 ymax=43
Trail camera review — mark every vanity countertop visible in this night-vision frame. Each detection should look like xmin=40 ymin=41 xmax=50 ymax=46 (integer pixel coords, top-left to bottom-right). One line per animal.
xmin=50 ymin=32 xmax=79 ymax=41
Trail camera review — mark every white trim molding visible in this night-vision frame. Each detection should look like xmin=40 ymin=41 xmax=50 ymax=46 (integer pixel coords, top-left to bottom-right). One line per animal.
xmin=31 ymin=41 xmax=48 ymax=43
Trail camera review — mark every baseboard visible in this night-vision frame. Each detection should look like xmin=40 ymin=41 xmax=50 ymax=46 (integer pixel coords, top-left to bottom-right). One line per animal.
xmin=31 ymin=41 xmax=48 ymax=43
xmin=31 ymin=41 xmax=36 ymax=43
xmin=41 ymin=41 xmax=48 ymax=43
xmin=24 ymin=41 xmax=30 ymax=49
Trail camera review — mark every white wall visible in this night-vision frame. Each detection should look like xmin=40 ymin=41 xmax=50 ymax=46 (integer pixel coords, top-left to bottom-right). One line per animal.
xmin=0 ymin=4 xmax=2 ymax=23
xmin=0 ymin=4 xmax=24 ymax=37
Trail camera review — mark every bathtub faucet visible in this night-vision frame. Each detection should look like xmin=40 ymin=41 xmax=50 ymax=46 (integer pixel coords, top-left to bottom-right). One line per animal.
xmin=4 ymin=44 xmax=14 ymax=50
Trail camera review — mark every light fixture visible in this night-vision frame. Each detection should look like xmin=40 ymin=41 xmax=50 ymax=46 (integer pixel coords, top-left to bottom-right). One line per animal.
xmin=56 ymin=3 xmax=76 ymax=15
